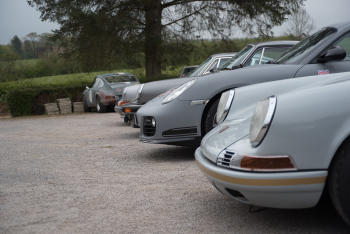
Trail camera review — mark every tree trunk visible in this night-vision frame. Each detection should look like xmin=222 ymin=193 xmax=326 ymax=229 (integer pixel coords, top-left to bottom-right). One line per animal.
xmin=144 ymin=0 xmax=162 ymax=78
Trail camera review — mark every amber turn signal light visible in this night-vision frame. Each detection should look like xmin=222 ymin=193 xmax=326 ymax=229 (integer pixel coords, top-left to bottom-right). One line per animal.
xmin=240 ymin=155 xmax=296 ymax=171
xmin=118 ymin=100 xmax=129 ymax=106
xmin=124 ymin=108 xmax=132 ymax=113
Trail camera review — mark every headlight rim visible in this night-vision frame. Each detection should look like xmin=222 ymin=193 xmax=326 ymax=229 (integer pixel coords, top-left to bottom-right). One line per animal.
xmin=162 ymin=79 xmax=196 ymax=104
xmin=215 ymin=89 xmax=235 ymax=125
xmin=249 ymin=96 xmax=277 ymax=147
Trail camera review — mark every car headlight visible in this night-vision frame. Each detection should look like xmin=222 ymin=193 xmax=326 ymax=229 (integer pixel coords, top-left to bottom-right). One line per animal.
xmin=162 ymin=80 xmax=196 ymax=104
xmin=249 ymin=96 xmax=277 ymax=147
xmin=215 ymin=90 xmax=235 ymax=124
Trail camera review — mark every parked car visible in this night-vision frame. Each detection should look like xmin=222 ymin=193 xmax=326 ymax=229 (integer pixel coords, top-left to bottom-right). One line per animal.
xmin=116 ymin=52 xmax=236 ymax=125
xmin=119 ymin=41 xmax=296 ymax=126
xmin=83 ymin=73 xmax=139 ymax=113
xmin=195 ymin=71 xmax=350 ymax=226
xmin=137 ymin=22 xmax=350 ymax=146
xmin=180 ymin=65 xmax=198 ymax=77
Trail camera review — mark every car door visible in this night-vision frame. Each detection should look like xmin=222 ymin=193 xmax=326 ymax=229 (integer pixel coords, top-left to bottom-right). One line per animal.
xmin=295 ymin=31 xmax=350 ymax=77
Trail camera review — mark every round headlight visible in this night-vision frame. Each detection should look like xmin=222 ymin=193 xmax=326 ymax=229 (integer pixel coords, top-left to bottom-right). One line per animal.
xmin=249 ymin=96 xmax=277 ymax=147
xmin=215 ymin=90 xmax=235 ymax=124
xmin=162 ymin=80 xmax=196 ymax=104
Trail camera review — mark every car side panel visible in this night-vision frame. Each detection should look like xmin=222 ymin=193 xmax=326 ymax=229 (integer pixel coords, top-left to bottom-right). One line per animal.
xmin=178 ymin=64 xmax=302 ymax=101
xmin=295 ymin=61 xmax=350 ymax=77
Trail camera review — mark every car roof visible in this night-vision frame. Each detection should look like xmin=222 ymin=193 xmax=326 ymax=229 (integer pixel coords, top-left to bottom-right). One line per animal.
xmin=211 ymin=52 xmax=237 ymax=58
xmin=251 ymin=40 xmax=299 ymax=47
xmin=97 ymin=72 xmax=136 ymax=79
xmin=329 ymin=21 xmax=350 ymax=31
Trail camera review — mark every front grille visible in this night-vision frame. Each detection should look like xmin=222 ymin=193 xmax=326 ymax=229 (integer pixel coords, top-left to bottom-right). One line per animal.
xmin=143 ymin=116 xmax=156 ymax=136
xmin=217 ymin=150 xmax=235 ymax=168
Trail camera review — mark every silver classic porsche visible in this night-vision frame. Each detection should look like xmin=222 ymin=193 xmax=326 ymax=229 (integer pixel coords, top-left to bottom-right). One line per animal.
xmin=195 ymin=72 xmax=350 ymax=226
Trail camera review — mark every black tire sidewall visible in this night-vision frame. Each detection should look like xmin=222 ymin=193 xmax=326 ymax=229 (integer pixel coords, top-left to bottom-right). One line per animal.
xmin=204 ymin=99 xmax=219 ymax=135
xmin=328 ymin=143 xmax=350 ymax=226
xmin=96 ymin=97 xmax=106 ymax=113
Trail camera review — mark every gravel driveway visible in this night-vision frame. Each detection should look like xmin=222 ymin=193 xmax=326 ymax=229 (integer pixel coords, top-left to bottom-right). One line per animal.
xmin=0 ymin=113 xmax=348 ymax=233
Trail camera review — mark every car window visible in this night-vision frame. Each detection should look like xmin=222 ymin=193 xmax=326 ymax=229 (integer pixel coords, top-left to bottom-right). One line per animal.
xmin=92 ymin=78 xmax=100 ymax=88
xmin=246 ymin=46 xmax=293 ymax=66
xmin=275 ymin=27 xmax=337 ymax=64
xmin=219 ymin=45 xmax=254 ymax=69
xmin=247 ymin=49 xmax=263 ymax=66
xmin=189 ymin=56 xmax=213 ymax=77
xmin=205 ymin=59 xmax=219 ymax=73
xmin=263 ymin=47 xmax=291 ymax=61
xmin=96 ymin=79 xmax=104 ymax=88
xmin=333 ymin=32 xmax=350 ymax=61
xmin=105 ymin=75 xmax=138 ymax=83
xmin=217 ymin=57 xmax=231 ymax=68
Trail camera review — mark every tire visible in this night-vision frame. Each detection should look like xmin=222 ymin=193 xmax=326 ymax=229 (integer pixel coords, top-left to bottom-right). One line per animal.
xmin=83 ymin=99 xmax=91 ymax=112
xmin=96 ymin=96 xmax=107 ymax=113
xmin=328 ymin=141 xmax=350 ymax=226
xmin=203 ymin=99 xmax=219 ymax=135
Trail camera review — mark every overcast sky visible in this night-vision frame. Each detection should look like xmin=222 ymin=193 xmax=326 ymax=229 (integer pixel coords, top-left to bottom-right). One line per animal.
xmin=0 ymin=0 xmax=349 ymax=44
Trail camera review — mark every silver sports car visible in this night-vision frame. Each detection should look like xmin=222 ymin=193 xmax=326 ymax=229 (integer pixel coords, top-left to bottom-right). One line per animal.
xmin=195 ymin=71 xmax=350 ymax=226
xmin=83 ymin=73 xmax=139 ymax=113
xmin=137 ymin=22 xmax=350 ymax=146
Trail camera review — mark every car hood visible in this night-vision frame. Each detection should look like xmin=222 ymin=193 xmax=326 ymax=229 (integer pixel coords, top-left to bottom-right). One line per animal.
xmin=139 ymin=77 xmax=194 ymax=104
xmin=200 ymin=71 xmax=350 ymax=163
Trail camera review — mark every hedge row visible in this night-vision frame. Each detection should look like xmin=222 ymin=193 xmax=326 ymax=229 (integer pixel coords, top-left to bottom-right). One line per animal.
xmin=0 ymin=67 xmax=182 ymax=116
xmin=7 ymin=86 xmax=85 ymax=116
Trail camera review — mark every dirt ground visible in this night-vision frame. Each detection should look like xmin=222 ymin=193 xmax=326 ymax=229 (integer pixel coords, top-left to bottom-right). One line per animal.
xmin=0 ymin=113 xmax=348 ymax=233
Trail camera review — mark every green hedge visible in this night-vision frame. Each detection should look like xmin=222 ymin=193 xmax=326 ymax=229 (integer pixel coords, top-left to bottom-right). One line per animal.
xmin=7 ymin=86 xmax=86 ymax=116
xmin=0 ymin=68 xmax=181 ymax=116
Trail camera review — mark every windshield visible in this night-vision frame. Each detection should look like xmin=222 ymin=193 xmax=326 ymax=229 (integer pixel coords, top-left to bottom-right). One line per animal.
xmin=189 ymin=57 xmax=213 ymax=77
xmin=218 ymin=45 xmax=254 ymax=69
xmin=275 ymin=27 xmax=337 ymax=64
xmin=105 ymin=75 xmax=137 ymax=83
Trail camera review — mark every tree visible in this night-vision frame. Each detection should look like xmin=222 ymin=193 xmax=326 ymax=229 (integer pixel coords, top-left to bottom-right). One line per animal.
xmin=28 ymin=0 xmax=304 ymax=78
xmin=285 ymin=8 xmax=315 ymax=38
xmin=10 ymin=35 xmax=23 ymax=58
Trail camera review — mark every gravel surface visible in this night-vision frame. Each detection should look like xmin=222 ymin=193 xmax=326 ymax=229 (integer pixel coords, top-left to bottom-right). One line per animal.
xmin=0 ymin=113 xmax=348 ymax=233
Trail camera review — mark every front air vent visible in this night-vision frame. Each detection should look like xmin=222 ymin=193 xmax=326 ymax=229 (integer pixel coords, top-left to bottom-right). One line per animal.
xmin=217 ymin=151 xmax=235 ymax=168
xmin=143 ymin=116 xmax=156 ymax=136
xmin=162 ymin=127 xmax=197 ymax=137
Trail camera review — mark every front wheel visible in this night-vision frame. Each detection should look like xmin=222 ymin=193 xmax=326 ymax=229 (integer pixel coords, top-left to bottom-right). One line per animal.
xmin=96 ymin=96 xmax=107 ymax=113
xmin=328 ymin=141 xmax=350 ymax=226
xmin=203 ymin=99 xmax=219 ymax=135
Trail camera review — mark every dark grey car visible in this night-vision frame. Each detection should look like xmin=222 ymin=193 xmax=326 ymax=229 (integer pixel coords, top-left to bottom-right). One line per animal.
xmin=119 ymin=41 xmax=296 ymax=125
xmin=137 ymin=22 xmax=350 ymax=146
xmin=83 ymin=73 xmax=139 ymax=113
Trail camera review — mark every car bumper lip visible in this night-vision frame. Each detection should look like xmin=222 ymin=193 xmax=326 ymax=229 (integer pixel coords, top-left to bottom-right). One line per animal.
xmin=140 ymin=136 xmax=200 ymax=145
xmin=195 ymin=147 xmax=327 ymax=208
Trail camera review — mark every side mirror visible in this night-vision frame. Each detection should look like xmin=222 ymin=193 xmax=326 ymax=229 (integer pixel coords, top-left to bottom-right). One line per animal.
xmin=317 ymin=46 xmax=346 ymax=63
xmin=209 ymin=68 xmax=216 ymax=73
xmin=85 ymin=86 xmax=90 ymax=90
